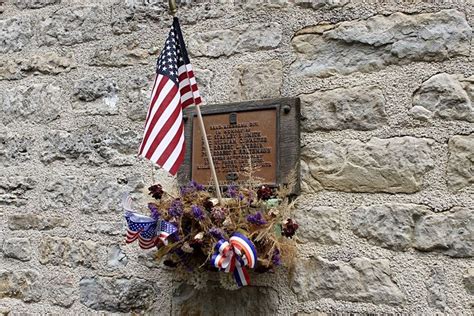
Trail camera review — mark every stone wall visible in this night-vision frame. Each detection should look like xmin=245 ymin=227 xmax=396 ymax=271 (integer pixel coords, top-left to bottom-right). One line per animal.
xmin=0 ymin=0 xmax=472 ymax=314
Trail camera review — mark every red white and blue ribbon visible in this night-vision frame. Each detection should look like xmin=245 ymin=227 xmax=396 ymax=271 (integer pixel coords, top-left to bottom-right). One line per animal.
xmin=211 ymin=232 xmax=257 ymax=287
xmin=123 ymin=194 xmax=177 ymax=249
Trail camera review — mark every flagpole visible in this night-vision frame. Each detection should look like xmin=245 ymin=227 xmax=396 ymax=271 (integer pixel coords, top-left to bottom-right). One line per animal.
xmin=168 ymin=0 xmax=223 ymax=204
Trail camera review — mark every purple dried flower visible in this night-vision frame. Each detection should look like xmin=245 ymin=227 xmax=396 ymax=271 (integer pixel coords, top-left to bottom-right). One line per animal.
xmin=191 ymin=205 xmax=204 ymax=221
xmin=246 ymin=212 xmax=267 ymax=226
xmin=179 ymin=180 xmax=205 ymax=196
xmin=226 ymin=185 xmax=238 ymax=198
xmin=168 ymin=199 xmax=184 ymax=218
xmin=209 ymin=227 xmax=225 ymax=240
xmin=148 ymin=203 xmax=160 ymax=220
xmin=271 ymin=248 xmax=281 ymax=266
xmin=191 ymin=180 xmax=205 ymax=191
xmin=211 ymin=207 xmax=227 ymax=223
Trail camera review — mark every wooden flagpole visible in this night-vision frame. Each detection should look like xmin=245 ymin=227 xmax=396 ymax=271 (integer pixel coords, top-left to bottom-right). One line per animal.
xmin=168 ymin=0 xmax=223 ymax=204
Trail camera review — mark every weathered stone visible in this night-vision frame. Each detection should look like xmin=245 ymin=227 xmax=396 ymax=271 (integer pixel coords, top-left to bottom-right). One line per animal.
xmin=464 ymin=268 xmax=474 ymax=295
xmin=81 ymin=175 xmax=143 ymax=214
xmin=293 ymin=256 xmax=404 ymax=304
xmin=194 ymin=69 xmax=213 ymax=102
xmin=0 ymin=270 xmax=41 ymax=302
xmin=79 ymin=276 xmax=158 ymax=312
xmin=230 ymin=60 xmax=282 ymax=101
xmin=412 ymin=73 xmax=474 ymax=122
xmin=73 ymin=76 xmax=119 ymax=115
xmin=0 ymin=176 xmax=36 ymax=206
xmin=124 ymin=0 xmax=166 ymax=21
xmin=107 ymin=245 xmax=128 ymax=270
xmin=447 ymin=134 xmax=474 ymax=191
xmin=123 ymin=76 xmax=152 ymax=121
xmin=48 ymin=275 xmax=76 ymax=308
xmin=409 ymin=105 xmax=433 ymax=121
xmin=40 ymin=126 xmax=140 ymax=166
xmin=189 ymin=23 xmax=282 ymax=57
xmin=8 ymin=214 xmax=69 ymax=230
xmin=91 ymin=40 xmax=150 ymax=67
xmin=352 ymin=204 xmax=429 ymax=251
xmin=2 ymin=238 xmax=31 ymax=261
xmin=0 ymin=17 xmax=33 ymax=53
xmin=40 ymin=176 xmax=77 ymax=210
xmin=0 ymin=52 xmax=75 ymax=80
xmin=178 ymin=4 xmax=227 ymax=25
xmin=38 ymin=6 xmax=103 ymax=46
xmin=291 ymin=10 xmax=472 ymax=77
xmin=295 ymin=206 xmax=340 ymax=244
xmin=111 ymin=14 xmax=139 ymax=35
xmin=39 ymin=236 xmax=99 ymax=268
xmin=14 ymin=0 xmax=60 ymax=9
xmin=426 ymin=266 xmax=447 ymax=311
xmin=414 ymin=207 xmax=473 ymax=257
xmin=0 ymin=133 xmax=31 ymax=167
xmin=302 ymin=137 xmax=434 ymax=193
xmin=295 ymin=0 xmax=349 ymax=9
xmin=301 ymin=85 xmax=387 ymax=131
xmin=0 ymin=83 xmax=63 ymax=125
xmin=85 ymin=221 xmax=123 ymax=236
xmin=172 ymin=282 xmax=278 ymax=315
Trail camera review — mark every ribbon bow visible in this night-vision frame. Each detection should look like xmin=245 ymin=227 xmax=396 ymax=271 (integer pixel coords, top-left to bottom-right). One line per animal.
xmin=123 ymin=194 xmax=177 ymax=249
xmin=211 ymin=232 xmax=257 ymax=287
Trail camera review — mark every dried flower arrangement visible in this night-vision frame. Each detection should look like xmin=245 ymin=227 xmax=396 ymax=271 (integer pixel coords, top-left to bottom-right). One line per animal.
xmin=124 ymin=173 xmax=299 ymax=288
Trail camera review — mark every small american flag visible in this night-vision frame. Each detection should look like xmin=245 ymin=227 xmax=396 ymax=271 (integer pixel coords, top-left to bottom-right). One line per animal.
xmin=138 ymin=17 xmax=201 ymax=175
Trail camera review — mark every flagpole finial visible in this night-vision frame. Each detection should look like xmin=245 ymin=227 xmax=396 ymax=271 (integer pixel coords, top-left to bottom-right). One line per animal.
xmin=168 ymin=0 xmax=177 ymax=16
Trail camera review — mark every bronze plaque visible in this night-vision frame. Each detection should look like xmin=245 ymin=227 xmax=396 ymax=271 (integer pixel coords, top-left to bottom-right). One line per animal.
xmin=179 ymin=98 xmax=300 ymax=194
xmin=191 ymin=109 xmax=277 ymax=185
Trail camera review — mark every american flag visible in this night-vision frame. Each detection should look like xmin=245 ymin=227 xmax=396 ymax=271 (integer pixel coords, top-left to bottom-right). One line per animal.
xmin=125 ymin=212 xmax=158 ymax=249
xmin=138 ymin=17 xmax=201 ymax=175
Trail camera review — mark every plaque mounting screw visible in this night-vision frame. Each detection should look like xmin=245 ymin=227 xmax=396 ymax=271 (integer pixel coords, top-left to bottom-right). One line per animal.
xmin=283 ymin=105 xmax=291 ymax=114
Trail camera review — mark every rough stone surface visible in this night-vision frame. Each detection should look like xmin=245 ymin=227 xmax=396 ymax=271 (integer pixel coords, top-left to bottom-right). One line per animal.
xmin=412 ymin=73 xmax=474 ymax=122
xmin=0 ymin=133 xmax=31 ymax=167
xmin=292 ymin=256 xmax=405 ymax=304
xmin=106 ymin=245 xmax=128 ymax=270
xmin=0 ymin=270 xmax=41 ymax=302
xmin=73 ymin=76 xmax=119 ymax=115
xmin=2 ymin=238 xmax=31 ymax=261
xmin=0 ymin=176 xmax=36 ymax=206
xmin=426 ymin=266 xmax=447 ymax=312
xmin=295 ymin=0 xmax=349 ymax=9
xmin=172 ymin=282 xmax=279 ymax=315
xmin=302 ymin=137 xmax=434 ymax=193
xmin=8 ymin=214 xmax=69 ymax=230
xmin=352 ymin=204 xmax=429 ymax=251
xmin=464 ymin=268 xmax=474 ymax=295
xmin=0 ymin=17 xmax=33 ymax=53
xmin=447 ymin=134 xmax=474 ymax=191
xmin=39 ymin=236 xmax=99 ymax=268
xmin=301 ymin=85 xmax=387 ymax=131
xmin=295 ymin=206 xmax=340 ymax=244
xmin=189 ymin=23 xmax=282 ymax=57
xmin=48 ymin=276 xmax=76 ymax=308
xmin=14 ymin=0 xmax=60 ymax=9
xmin=79 ymin=276 xmax=158 ymax=312
xmin=414 ymin=207 xmax=473 ymax=258
xmin=84 ymin=221 xmax=123 ymax=236
xmin=230 ymin=60 xmax=283 ymax=101
xmin=90 ymin=40 xmax=150 ymax=67
xmin=291 ymin=10 xmax=472 ymax=77
xmin=1 ymin=83 xmax=63 ymax=125
xmin=40 ymin=176 xmax=77 ymax=210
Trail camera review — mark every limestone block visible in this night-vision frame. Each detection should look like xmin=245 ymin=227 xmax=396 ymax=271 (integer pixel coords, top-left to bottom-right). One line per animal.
xmin=0 ymin=83 xmax=63 ymax=125
xmin=230 ymin=60 xmax=283 ymax=101
xmin=292 ymin=256 xmax=405 ymax=304
xmin=295 ymin=0 xmax=349 ymax=9
xmin=426 ymin=266 xmax=447 ymax=311
xmin=352 ymin=204 xmax=429 ymax=251
xmin=0 ymin=17 xmax=33 ymax=53
xmin=0 ymin=52 xmax=75 ymax=80
xmin=106 ymin=245 xmax=128 ymax=270
xmin=40 ymin=126 xmax=140 ymax=166
xmin=172 ymin=283 xmax=278 ymax=315
xmin=0 ymin=270 xmax=41 ymax=302
xmin=301 ymin=85 xmax=387 ymax=131
xmin=73 ymin=76 xmax=119 ymax=115
xmin=302 ymin=137 xmax=434 ymax=193
xmin=79 ymin=276 xmax=158 ymax=312
xmin=194 ymin=68 xmax=213 ymax=102
xmin=40 ymin=176 xmax=77 ymax=210
xmin=123 ymin=76 xmax=152 ymax=121
xmin=295 ymin=206 xmax=340 ymax=244
xmin=91 ymin=40 xmax=150 ymax=67
xmin=38 ymin=236 xmax=99 ymax=268
xmin=464 ymin=268 xmax=474 ymax=295
xmin=0 ymin=176 xmax=36 ymax=206
xmin=38 ymin=6 xmax=103 ymax=46
xmin=8 ymin=214 xmax=69 ymax=230
xmin=188 ymin=23 xmax=282 ymax=57
xmin=85 ymin=221 xmax=123 ymax=236
xmin=414 ymin=207 xmax=473 ymax=258
xmin=14 ymin=0 xmax=60 ymax=9
xmin=291 ymin=10 xmax=471 ymax=77
xmin=48 ymin=275 xmax=75 ymax=308
xmin=412 ymin=73 xmax=474 ymax=122
xmin=0 ymin=133 xmax=31 ymax=167
xmin=2 ymin=238 xmax=31 ymax=261
xmin=447 ymin=134 xmax=474 ymax=191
